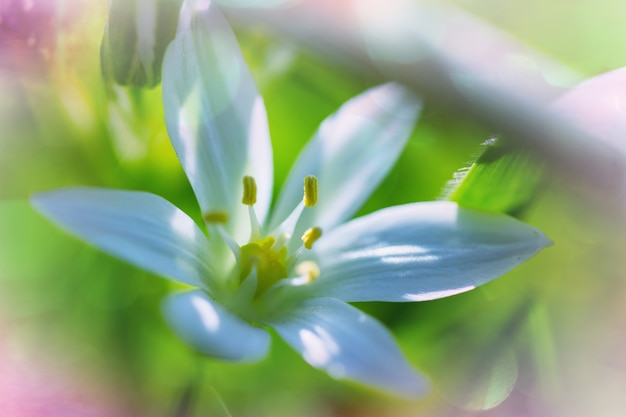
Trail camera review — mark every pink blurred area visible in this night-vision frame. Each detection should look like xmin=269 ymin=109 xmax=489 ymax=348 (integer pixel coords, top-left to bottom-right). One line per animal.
xmin=552 ymin=67 xmax=626 ymax=155
xmin=0 ymin=0 xmax=58 ymax=75
xmin=0 ymin=323 xmax=141 ymax=417
xmin=0 ymin=0 xmax=101 ymax=77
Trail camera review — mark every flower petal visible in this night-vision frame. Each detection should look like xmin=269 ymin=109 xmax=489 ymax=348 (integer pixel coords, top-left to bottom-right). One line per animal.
xmin=162 ymin=1 xmax=273 ymax=242
xmin=551 ymin=67 xmax=626 ymax=155
xmin=266 ymin=297 xmax=428 ymax=398
xmin=31 ymin=187 xmax=212 ymax=290
xmin=310 ymin=201 xmax=550 ymax=302
xmin=268 ymin=83 xmax=421 ymax=233
xmin=163 ymin=290 xmax=270 ymax=362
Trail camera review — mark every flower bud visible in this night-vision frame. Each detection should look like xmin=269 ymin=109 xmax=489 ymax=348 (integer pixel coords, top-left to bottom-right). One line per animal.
xmin=101 ymin=0 xmax=182 ymax=88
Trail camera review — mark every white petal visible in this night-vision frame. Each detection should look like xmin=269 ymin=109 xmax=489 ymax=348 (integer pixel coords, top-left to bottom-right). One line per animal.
xmin=268 ymin=83 xmax=421 ymax=232
xmin=311 ymin=202 xmax=550 ymax=302
xmin=162 ymin=1 xmax=273 ymax=242
xmin=552 ymin=67 xmax=626 ymax=155
xmin=31 ymin=188 xmax=212 ymax=290
xmin=163 ymin=290 xmax=270 ymax=362
xmin=266 ymin=297 xmax=428 ymax=398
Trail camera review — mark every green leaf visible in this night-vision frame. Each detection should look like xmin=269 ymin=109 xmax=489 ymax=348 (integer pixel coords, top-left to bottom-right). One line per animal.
xmin=441 ymin=138 xmax=546 ymax=218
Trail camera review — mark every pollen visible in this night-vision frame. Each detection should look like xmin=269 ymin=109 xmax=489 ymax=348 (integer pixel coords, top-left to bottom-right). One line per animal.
xmin=203 ymin=210 xmax=229 ymax=223
xmin=242 ymin=175 xmax=257 ymax=206
xmin=303 ymin=175 xmax=318 ymax=207
xmin=301 ymin=226 xmax=323 ymax=250
xmin=296 ymin=261 xmax=320 ymax=283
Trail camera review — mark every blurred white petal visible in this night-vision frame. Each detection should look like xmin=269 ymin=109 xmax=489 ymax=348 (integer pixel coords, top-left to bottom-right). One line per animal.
xmin=32 ymin=187 xmax=213 ymax=290
xmin=552 ymin=67 xmax=626 ymax=155
xmin=163 ymin=290 xmax=271 ymax=362
xmin=268 ymin=83 xmax=421 ymax=233
xmin=266 ymin=297 xmax=428 ymax=398
xmin=162 ymin=1 xmax=273 ymax=242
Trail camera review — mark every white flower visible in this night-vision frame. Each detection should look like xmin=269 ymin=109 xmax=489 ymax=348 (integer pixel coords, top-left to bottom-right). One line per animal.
xmin=32 ymin=2 xmax=549 ymax=398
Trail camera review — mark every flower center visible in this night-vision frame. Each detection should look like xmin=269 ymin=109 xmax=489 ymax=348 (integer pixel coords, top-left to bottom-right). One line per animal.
xmin=204 ymin=175 xmax=324 ymax=300
xmin=239 ymin=236 xmax=288 ymax=294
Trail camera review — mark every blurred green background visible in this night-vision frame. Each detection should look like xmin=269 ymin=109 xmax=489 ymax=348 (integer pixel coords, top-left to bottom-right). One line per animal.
xmin=1 ymin=1 xmax=626 ymax=416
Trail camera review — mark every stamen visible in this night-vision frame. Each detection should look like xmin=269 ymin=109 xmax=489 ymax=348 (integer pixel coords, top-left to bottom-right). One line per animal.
xmin=242 ymin=176 xmax=257 ymax=206
xmin=203 ymin=211 xmax=229 ymax=224
xmin=210 ymin=224 xmax=241 ymax=265
xmin=241 ymin=176 xmax=261 ymax=240
xmin=301 ymin=227 xmax=323 ymax=250
xmin=248 ymin=206 xmax=261 ymax=241
xmin=296 ymin=261 xmax=320 ymax=284
xmin=303 ymin=176 xmax=318 ymax=207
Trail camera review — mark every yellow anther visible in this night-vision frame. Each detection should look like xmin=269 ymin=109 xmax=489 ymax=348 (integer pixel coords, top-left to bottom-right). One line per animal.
xmin=242 ymin=176 xmax=257 ymax=206
xmin=203 ymin=211 xmax=229 ymax=223
xmin=303 ymin=176 xmax=318 ymax=207
xmin=296 ymin=261 xmax=320 ymax=283
xmin=301 ymin=226 xmax=323 ymax=250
